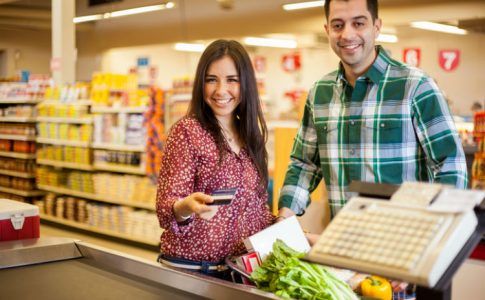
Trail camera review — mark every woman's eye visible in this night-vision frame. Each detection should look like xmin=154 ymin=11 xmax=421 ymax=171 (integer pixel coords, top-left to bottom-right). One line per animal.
xmin=205 ymin=78 xmax=217 ymax=83
xmin=228 ymin=78 xmax=239 ymax=83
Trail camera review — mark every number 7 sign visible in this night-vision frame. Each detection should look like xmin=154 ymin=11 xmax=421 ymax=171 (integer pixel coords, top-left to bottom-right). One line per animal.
xmin=439 ymin=49 xmax=460 ymax=71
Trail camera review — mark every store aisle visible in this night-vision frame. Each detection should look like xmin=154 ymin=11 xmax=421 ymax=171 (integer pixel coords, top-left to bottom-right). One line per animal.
xmin=40 ymin=223 xmax=159 ymax=261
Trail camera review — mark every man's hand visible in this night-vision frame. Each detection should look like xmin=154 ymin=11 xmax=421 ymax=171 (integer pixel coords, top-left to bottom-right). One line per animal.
xmin=275 ymin=207 xmax=296 ymax=222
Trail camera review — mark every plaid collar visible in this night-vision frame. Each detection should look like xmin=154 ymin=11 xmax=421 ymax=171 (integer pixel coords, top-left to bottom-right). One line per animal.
xmin=336 ymin=45 xmax=391 ymax=84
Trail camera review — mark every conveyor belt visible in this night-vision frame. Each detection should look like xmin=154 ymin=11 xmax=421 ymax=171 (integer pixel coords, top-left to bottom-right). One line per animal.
xmin=0 ymin=237 xmax=278 ymax=300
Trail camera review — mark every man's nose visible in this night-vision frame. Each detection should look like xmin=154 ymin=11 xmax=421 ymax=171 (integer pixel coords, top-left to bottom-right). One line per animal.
xmin=341 ymin=24 xmax=355 ymax=40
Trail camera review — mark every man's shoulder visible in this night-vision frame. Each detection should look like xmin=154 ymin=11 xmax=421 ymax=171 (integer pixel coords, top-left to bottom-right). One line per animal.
xmin=313 ymin=70 xmax=339 ymax=86
xmin=385 ymin=56 xmax=429 ymax=80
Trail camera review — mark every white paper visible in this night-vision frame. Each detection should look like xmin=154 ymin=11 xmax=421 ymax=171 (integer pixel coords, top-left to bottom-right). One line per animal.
xmin=243 ymin=216 xmax=310 ymax=260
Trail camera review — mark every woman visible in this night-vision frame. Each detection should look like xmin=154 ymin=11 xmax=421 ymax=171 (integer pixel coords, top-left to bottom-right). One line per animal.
xmin=156 ymin=39 xmax=273 ymax=278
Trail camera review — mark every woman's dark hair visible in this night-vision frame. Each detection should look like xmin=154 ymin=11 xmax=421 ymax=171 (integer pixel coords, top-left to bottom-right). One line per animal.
xmin=187 ymin=39 xmax=268 ymax=188
xmin=324 ymin=0 xmax=378 ymax=22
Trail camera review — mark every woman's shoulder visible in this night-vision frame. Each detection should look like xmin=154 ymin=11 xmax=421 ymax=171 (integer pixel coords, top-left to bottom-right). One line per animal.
xmin=168 ymin=116 xmax=210 ymax=141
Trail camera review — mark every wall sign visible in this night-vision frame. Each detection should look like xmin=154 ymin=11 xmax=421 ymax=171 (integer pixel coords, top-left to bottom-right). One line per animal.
xmin=439 ymin=49 xmax=460 ymax=72
xmin=403 ymin=48 xmax=421 ymax=67
xmin=281 ymin=53 xmax=301 ymax=72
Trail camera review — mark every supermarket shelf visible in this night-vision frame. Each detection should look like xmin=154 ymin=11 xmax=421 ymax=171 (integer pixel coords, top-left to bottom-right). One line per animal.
xmin=93 ymin=162 xmax=146 ymax=175
xmin=40 ymin=213 xmax=159 ymax=246
xmin=41 ymin=100 xmax=92 ymax=106
xmin=37 ymin=184 xmax=155 ymax=211
xmin=36 ymin=137 xmax=90 ymax=147
xmin=91 ymin=142 xmax=145 ymax=152
xmin=0 ymin=169 xmax=36 ymax=178
xmin=0 ymin=99 xmax=41 ymax=104
xmin=36 ymin=116 xmax=93 ymax=124
xmin=36 ymin=159 xmax=94 ymax=171
xmin=0 ymin=151 xmax=36 ymax=159
xmin=0 ymin=186 xmax=45 ymax=197
xmin=170 ymin=94 xmax=191 ymax=102
xmin=0 ymin=116 xmax=36 ymax=123
xmin=91 ymin=106 xmax=147 ymax=113
xmin=0 ymin=134 xmax=36 ymax=141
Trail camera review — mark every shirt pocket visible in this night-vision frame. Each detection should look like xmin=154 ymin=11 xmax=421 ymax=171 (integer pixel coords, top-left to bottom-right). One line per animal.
xmin=364 ymin=119 xmax=403 ymax=144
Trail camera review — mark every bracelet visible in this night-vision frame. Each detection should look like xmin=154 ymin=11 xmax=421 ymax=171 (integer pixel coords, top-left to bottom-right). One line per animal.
xmin=179 ymin=213 xmax=192 ymax=221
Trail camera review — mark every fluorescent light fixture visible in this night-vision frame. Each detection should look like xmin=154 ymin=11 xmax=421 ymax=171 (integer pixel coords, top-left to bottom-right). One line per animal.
xmin=73 ymin=14 xmax=103 ymax=23
xmin=73 ymin=2 xmax=175 ymax=23
xmin=110 ymin=3 xmax=173 ymax=18
xmin=174 ymin=43 xmax=205 ymax=52
xmin=283 ymin=1 xmax=325 ymax=11
xmin=376 ymin=34 xmax=398 ymax=43
xmin=243 ymin=37 xmax=297 ymax=49
xmin=410 ymin=21 xmax=467 ymax=35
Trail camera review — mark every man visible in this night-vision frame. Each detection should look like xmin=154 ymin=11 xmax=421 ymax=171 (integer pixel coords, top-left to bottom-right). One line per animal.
xmin=277 ymin=0 xmax=467 ymax=229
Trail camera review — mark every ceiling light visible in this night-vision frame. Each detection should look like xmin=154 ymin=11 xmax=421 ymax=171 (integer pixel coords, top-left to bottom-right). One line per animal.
xmin=110 ymin=3 xmax=173 ymax=18
xmin=73 ymin=14 xmax=103 ymax=23
xmin=410 ymin=21 xmax=467 ymax=35
xmin=283 ymin=1 xmax=325 ymax=11
xmin=174 ymin=43 xmax=205 ymax=52
xmin=73 ymin=2 xmax=175 ymax=23
xmin=243 ymin=37 xmax=297 ymax=49
xmin=376 ymin=34 xmax=398 ymax=43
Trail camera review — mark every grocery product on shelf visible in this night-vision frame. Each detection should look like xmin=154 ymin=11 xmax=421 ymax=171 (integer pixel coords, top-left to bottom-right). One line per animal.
xmin=0 ymin=80 xmax=48 ymax=202
xmin=35 ymin=193 xmax=161 ymax=243
xmin=145 ymin=87 xmax=165 ymax=178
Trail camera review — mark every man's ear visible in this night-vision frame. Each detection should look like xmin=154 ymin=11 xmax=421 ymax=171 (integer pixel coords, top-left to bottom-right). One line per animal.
xmin=324 ymin=23 xmax=329 ymax=35
xmin=374 ymin=18 xmax=382 ymax=37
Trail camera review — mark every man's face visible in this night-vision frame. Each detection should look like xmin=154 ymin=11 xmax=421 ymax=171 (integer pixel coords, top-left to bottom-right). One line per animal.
xmin=325 ymin=0 xmax=381 ymax=73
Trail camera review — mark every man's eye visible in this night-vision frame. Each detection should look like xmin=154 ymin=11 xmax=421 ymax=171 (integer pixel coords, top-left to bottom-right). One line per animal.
xmin=332 ymin=24 xmax=343 ymax=30
xmin=355 ymin=22 xmax=365 ymax=27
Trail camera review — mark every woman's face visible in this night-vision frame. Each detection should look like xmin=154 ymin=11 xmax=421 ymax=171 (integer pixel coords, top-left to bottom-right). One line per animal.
xmin=204 ymin=55 xmax=241 ymax=123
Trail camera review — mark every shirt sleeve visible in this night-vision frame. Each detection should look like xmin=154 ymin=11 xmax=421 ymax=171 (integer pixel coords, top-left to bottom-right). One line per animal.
xmin=156 ymin=120 xmax=198 ymax=234
xmin=411 ymin=76 xmax=468 ymax=188
xmin=278 ymin=89 xmax=323 ymax=215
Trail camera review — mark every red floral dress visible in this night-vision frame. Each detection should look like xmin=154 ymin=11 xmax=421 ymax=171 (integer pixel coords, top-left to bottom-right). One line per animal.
xmin=156 ymin=117 xmax=274 ymax=262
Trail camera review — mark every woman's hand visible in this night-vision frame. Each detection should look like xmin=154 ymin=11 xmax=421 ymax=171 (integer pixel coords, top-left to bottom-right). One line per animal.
xmin=173 ymin=192 xmax=214 ymax=222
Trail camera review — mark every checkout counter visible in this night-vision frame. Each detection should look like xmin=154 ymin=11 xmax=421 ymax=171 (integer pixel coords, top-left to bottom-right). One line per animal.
xmin=0 ymin=237 xmax=278 ymax=300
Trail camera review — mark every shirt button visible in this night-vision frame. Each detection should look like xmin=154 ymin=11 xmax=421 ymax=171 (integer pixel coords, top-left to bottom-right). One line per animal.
xmin=350 ymin=121 xmax=355 ymax=126
xmin=380 ymin=123 xmax=386 ymax=128
xmin=350 ymin=149 xmax=355 ymax=155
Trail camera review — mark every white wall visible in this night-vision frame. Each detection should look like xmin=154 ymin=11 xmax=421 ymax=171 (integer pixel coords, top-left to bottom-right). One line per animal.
xmin=100 ymin=29 xmax=484 ymax=117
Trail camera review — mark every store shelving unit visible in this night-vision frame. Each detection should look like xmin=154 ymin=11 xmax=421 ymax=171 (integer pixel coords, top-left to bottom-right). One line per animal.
xmin=0 ymin=93 xmax=45 ymax=202
xmin=40 ymin=213 xmax=159 ymax=246
xmin=37 ymin=184 xmax=154 ymax=210
xmin=36 ymin=159 xmax=95 ymax=171
xmin=164 ymin=93 xmax=191 ymax=130
xmin=35 ymin=82 xmax=158 ymax=247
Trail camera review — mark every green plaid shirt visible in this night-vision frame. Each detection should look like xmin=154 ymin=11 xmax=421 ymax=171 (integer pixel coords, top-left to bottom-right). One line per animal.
xmin=279 ymin=46 xmax=467 ymax=218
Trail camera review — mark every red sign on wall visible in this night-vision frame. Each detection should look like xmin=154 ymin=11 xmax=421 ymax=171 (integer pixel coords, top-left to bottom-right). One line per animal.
xmin=253 ymin=56 xmax=266 ymax=73
xmin=439 ymin=49 xmax=460 ymax=72
xmin=281 ymin=53 xmax=301 ymax=72
xmin=403 ymin=48 xmax=421 ymax=67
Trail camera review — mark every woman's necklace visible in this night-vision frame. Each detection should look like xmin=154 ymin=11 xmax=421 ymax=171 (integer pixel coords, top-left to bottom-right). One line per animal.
xmin=221 ymin=127 xmax=235 ymax=143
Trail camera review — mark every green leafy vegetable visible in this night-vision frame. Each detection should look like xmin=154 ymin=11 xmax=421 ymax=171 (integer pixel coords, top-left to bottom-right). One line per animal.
xmin=251 ymin=240 xmax=359 ymax=300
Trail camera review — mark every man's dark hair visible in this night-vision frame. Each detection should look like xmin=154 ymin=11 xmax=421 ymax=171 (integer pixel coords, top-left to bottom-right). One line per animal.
xmin=324 ymin=0 xmax=379 ymax=22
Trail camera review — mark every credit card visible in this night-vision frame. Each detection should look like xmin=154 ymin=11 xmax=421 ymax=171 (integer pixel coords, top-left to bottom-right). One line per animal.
xmin=208 ymin=188 xmax=237 ymax=205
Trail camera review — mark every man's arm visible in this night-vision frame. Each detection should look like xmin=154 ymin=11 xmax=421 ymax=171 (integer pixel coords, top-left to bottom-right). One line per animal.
xmin=278 ymin=92 xmax=323 ymax=217
xmin=412 ymin=76 xmax=468 ymax=188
